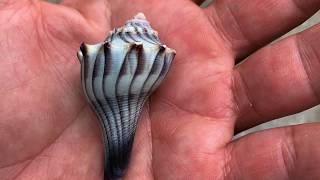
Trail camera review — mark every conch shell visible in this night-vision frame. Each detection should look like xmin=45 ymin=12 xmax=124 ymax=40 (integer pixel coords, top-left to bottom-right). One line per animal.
xmin=77 ymin=13 xmax=176 ymax=179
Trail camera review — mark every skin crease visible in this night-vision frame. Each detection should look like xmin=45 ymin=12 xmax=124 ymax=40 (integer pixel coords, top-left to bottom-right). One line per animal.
xmin=0 ymin=0 xmax=320 ymax=179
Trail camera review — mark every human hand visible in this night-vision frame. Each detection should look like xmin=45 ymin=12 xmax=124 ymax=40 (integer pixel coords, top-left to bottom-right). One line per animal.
xmin=109 ymin=0 xmax=320 ymax=179
xmin=0 ymin=0 xmax=110 ymax=179
xmin=1 ymin=0 xmax=320 ymax=180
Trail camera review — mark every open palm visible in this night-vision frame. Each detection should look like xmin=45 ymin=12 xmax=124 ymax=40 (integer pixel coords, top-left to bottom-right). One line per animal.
xmin=1 ymin=0 xmax=320 ymax=179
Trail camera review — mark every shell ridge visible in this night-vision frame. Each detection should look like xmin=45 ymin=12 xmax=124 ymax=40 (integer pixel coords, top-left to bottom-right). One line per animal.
xmin=124 ymin=30 xmax=139 ymax=43
xmin=133 ymin=22 xmax=160 ymax=44
xmin=131 ymin=52 xmax=174 ymax=135
xmin=137 ymin=46 xmax=166 ymax=105
xmin=104 ymin=44 xmax=136 ymax=177
xmin=104 ymin=43 xmax=139 ymax=169
xmin=121 ymin=21 xmax=160 ymax=45
xmin=117 ymin=44 xmax=164 ymax=165
xmin=132 ymin=24 xmax=158 ymax=45
xmin=102 ymin=43 xmax=127 ymax=170
xmin=121 ymin=44 xmax=142 ymax=147
xmin=130 ymin=47 xmax=166 ymax=137
xmin=145 ymin=32 xmax=160 ymax=44
xmin=127 ymin=46 xmax=161 ymax=137
xmin=118 ymin=31 xmax=131 ymax=43
xmin=80 ymin=45 xmax=111 ymax=148
xmin=149 ymin=51 xmax=175 ymax=94
xmin=114 ymin=44 xmax=139 ymax=166
xmin=91 ymin=46 xmax=122 ymax=173
xmin=134 ymin=21 xmax=159 ymax=42
xmin=131 ymin=49 xmax=174 ymax=134
xmin=126 ymin=45 xmax=143 ymax=143
xmin=80 ymin=45 xmax=117 ymax=176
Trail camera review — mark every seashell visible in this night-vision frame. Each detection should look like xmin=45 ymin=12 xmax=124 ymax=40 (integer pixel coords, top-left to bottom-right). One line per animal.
xmin=77 ymin=13 xmax=176 ymax=179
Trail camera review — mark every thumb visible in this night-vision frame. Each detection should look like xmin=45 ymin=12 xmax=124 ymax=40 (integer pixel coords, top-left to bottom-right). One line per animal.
xmin=59 ymin=0 xmax=111 ymax=43
xmin=38 ymin=0 xmax=111 ymax=43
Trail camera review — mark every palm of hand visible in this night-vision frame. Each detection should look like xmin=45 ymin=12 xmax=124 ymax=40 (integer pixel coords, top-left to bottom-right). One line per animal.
xmin=1 ymin=0 xmax=320 ymax=179
xmin=0 ymin=1 xmax=106 ymax=179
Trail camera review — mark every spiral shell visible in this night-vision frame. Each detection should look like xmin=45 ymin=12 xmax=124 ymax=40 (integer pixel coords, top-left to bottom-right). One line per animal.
xmin=77 ymin=13 xmax=176 ymax=179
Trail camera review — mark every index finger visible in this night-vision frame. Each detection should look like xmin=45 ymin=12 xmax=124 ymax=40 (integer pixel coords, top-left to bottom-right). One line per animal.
xmin=204 ymin=0 xmax=320 ymax=60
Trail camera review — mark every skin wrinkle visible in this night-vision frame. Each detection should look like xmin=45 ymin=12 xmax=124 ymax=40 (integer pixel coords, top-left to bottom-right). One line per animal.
xmin=227 ymin=144 xmax=242 ymax=180
xmin=0 ymin=7 xmax=20 ymax=26
xmin=280 ymin=127 xmax=297 ymax=180
xmin=65 ymin=1 xmax=110 ymax=35
xmin=34 ymin=5 xmax=85 ymax=98
xmin=143 ymin=103 xmax=154 ymax=178
xmin=39 ymin=49 xmax=83 ymax=124
xmin=205 ymin=8 xmax=235 ymax=58
xmin=13 ymin=105 xmax=92 ymax=180
xmin=0 ymin=103 xmax=88 ymax=169
xmin=151 ymin=136 xmax=191 ymax=179
xmin=10 ymin=160 xmax=33 ymax=180
xmin=43 ymin=4 xmax=93 ymax=46
xmin=60 ymin=0 xmax=111 ymax=43
xmin=1 ymin=25 xmax=32 ymax=66
xmin=207 ymin=0 xmax=320 ymax=62
xmin=48 ymin=59 xmax=82 ymax=100
xmin=295 ymin=34 xmax=320 ymax=104
xmin=230 ymin=71 xmax=243 ymax=117
xmin=1 ymin=64 xmax=89 ymax=167
xmin=0 ymin=158 xmax=32 ymax=172
xmin=0 ymin=75 xmax=38 ymax=97
xmin=0 ymin=9 xmax=47 ymax=94
xmin=45 ymin=8 xmax=83 ymax=45
xmin=0 ymin=160 xmax=33 ymax=180
xmin=0 ymin=0 xmax=31 ymax=13
xmin=223 ymin=1 xmax=255 ymax=52
xmin=156 ymin=67 xmax=236 ymax=120
xmin=150 ymin=104 xmax=180 ymax=143
xmin=0 ymin=146 xmax=36 ymax=170
xmin=205 ymin=10 xmax=225 ymax=38
xmin=291 ymin=0 xmax=315 ymax=17
xmin=233 ymin=70 xmax=264 ymax=123
xmin=222 ymin=147 xmax=233 ymax=180
xmin=154 ymin=95 xmax=218 ymax=121
xmin=151 ymin=96 xmax=233 ymax=153
xmin=207 ymin=1 xmax=254 ymax=60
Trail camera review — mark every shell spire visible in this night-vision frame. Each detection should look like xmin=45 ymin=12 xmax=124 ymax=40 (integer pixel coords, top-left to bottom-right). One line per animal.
xmin=134 ymin=12 xmax=146 ymax=20
xmin=77 ymin=12 xmax=176 ymax=180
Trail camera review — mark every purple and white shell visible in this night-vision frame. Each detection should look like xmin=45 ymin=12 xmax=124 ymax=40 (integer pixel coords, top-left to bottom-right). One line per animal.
xmin=77 ymin=13 xmax=176 ymax=179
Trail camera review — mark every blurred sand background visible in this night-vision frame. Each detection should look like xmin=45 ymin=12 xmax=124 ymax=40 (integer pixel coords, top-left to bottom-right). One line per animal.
xmin=47 ymin=0 xmax=320 ymax=137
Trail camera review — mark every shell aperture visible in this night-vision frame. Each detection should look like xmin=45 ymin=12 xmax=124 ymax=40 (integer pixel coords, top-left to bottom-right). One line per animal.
xmin=77 ymin=13 xmax=176 ymax=179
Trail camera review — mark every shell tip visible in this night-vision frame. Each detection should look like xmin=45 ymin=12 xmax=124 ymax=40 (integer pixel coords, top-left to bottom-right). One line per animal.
xmin=77 ymin=43 xmax=86 ymax=63
xmin=134 ymin=12 xmax=146 ymax=20
xmin=77 ymin=51 xmax=83 ymax=63
xmin=168 ymin=48 xmax=177 ymax=55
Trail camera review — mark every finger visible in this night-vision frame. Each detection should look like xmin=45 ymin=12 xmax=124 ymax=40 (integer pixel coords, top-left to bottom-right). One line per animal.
xmin=204 ymin=0 xmax=320 ymax=60
xmin=233 ymin=24 xmax=320 ymax=132
xmin=60 ymin=0 xmax=111 ymax=37
xmin=227 ymin=123 xmax=320 ymax=180
xmin=37 ymin=0 xmax=110 ymax=44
